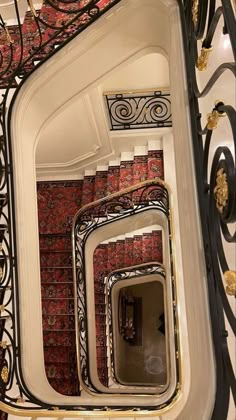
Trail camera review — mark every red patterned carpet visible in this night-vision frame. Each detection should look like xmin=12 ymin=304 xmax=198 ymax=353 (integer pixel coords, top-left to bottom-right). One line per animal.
xmin=37 ymin=180 xmax=82 ymax=395
xmin=0 ymin=0 xmax=118 ymax=88
xmin=93 ymin=228 xmax=163 ymax=386
xmin=37 ymin=148 xmax=164 ymax=393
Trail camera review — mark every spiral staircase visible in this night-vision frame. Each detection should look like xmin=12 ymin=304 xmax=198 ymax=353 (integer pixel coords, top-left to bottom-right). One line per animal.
xmin=0 ymin=0 xmax=235 ymax=419
xmin=37 ymin=143 xmax=164 ymax=395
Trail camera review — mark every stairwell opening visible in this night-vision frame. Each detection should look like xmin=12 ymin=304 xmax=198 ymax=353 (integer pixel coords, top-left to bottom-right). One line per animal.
xmin=9 ymin=0 xmax=216 ymax=415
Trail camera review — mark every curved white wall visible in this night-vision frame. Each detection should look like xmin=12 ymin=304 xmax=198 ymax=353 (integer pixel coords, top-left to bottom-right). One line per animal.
xmin=9 ymin=0 xmax=215 ymax=418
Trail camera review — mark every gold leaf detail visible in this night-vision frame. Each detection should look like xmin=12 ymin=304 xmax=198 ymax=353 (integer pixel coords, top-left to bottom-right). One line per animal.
xmin=224 ymin=271 xmax=236 ymax=297
xmin=197 ymin=46 xmax=213 ymax=71
xmin=0 ymin=341 xmax=7 ymax=349
xmin=207 ymin=110 xmax=220 ymax=130
xmin=16 ymin=396 xmax=25 ymax=404
xmin=28 ymin=0 xmax=38 ymax=17
xmin=192 ymin=0 xmax=199 ymax=27
xmin=213 ymin=168 xmax=228 ymax=214
xmin=1 ymin=366 xmax=8 ymax=383
xmin=4 ymin=26 xmax=14 ymax=46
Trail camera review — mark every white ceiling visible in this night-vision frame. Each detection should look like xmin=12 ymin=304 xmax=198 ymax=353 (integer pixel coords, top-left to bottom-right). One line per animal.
xmin=35 ymin=52 xmax=170 ymax=179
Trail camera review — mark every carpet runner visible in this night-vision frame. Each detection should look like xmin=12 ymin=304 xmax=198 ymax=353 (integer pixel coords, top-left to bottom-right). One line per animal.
xmin=37 ymin=143 xmax=164 ymax=394
xmin=0 ymin=0 xmax=119 ymax=88
xmin=93 ymin=228 xmax=163 ymax=386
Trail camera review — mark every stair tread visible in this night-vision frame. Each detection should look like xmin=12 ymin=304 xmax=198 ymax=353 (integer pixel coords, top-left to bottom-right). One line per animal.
xmin=40 ymin=266 xmax=73 ymax=269
xmin=39 ymin=233 xmax=71 ymax=237
xmin=38 ymin=145 xmax=165 ymax=391
xmin=40 ymin=249 xmax=71 ymax=253
xmin=41 ymin=281 xmax=73 ymax=284
xmin=42 ymin=297 xmax=74 ymax=300
xmin=43 ymin=329 xmax=75 ymax=332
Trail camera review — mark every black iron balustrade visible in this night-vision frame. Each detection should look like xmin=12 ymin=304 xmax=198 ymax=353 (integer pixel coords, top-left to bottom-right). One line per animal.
xmin=0 ymin=0 xmax=121 ymax=88
xmin=72 ymin=179 xmax=180 ymax=406
xmin=105 ymin=263 xmax=175 ymax=389
xmin=104 ymin=90 xmax=172 ymax=130
xmin=182 ymin=1 xmax=236 ymax=419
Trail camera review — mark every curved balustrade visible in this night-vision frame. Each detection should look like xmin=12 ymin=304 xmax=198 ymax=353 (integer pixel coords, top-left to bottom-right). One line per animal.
xmin=0 ymin=0 xmax=234 ymax=418
xmin=72 ymin=179 xmax=179 ymax=402
xmin=106 ymin=263 xmax=171 ymax=392
xmin=182 ymin=1 xmax=236 ymax=417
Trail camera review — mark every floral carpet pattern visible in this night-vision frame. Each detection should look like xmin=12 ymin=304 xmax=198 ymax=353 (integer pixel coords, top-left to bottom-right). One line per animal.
xmin=37 ymin=148 xmax=164 ymax=394
xmin=93 ymin=229 xmax=163 ymax=386
xmin=0 ymin=0 xmax=119 ymax=88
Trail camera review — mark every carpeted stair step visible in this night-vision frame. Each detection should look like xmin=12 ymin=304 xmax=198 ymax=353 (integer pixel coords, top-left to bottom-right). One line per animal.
xmin=41 ymin=283 xmax=74 ymax=299
xmin=124 ymin=236 xmax=134 ymax=267
xmin=40 ymin=251 xmax=72 ymax=268
xmin=49 ymin=378 xmax=80 ymax=396
xmin=116 ymin=238 xmax=125 ymax=269
xmin=39 ymin=234 xmax=71 ymax=251
xmin=43 ymin=330 xmax=76 ymax=347
xmin=95 ymin=303 xmax=106 ymax=315
xmin=44 ymin=346 xmax=77 ymax=363
xmin=133 ymin=146 xmax=148 ymax=184
xmin=93 ymin=242 xmax=108 ymax=386
xmin=41 ymin=298 xmax=75 ymax=315
xmin=152 ymin=230 xmax=163 ymax=262
xmin=37 ymin=180 xmax=83 ymax=234
xmin=40 ymin=267 xmax=73 ymax=283
xmin=42 ymin=314 xmax=75 ymax=330
xmin=142 ymin=232 xmax=153 ymax=263
xmin=95 ymin=293 xmax=106 ymax=304
xmin=93 ymin=243 xmax=108 ymax=284
xmin=21 ymin=11 xmax=39 ymax=61
xmin=133 ymin=146 xmax=148 ymax=203
xmin=45 ymin=362 xmax=76 ymax=380
xmin=81 ymin=170 xmax=96 ymax=206
xmin=106 ymin=160 xmax=120 ymax=195
xmin=94 ymin=166 xmax=108 ymax=201
xmin=147 ymin=140 xmax=164 ymax=179
xmin=133 ymin=234 xmax=143 ymax=265
xmin=107 ymin=241 xmax=117 ymax=273
xmin=119 ymin=152 xmax=134 ymax=190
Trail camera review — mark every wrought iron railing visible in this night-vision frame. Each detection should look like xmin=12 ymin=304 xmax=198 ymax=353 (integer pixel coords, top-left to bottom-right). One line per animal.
xmin=105 ymin=263 xmax=171 ymax=390
xmin=72 ymin=180 xmax=179 ymax=404
xmin=0 ymin=0 xmax=124 ymax=415
xmin=104 ymin=90 xmax=172 ymax=130
xmin=0 ymin=0 xmax=235 ymax=417
xmin=182 ymin=0 xmax=236 ymax=418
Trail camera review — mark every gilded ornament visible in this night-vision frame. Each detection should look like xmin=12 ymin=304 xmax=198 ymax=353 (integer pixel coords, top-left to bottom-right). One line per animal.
xmin=4 ymin=25 xmax=14 ymax=46
xmin=16 ymin=396 xmax=25 ymax=403
xmin=207 ymin=110 xmax=220 ymax=130
xmin=0 ymin=304 xmax=5 ymax=312
xmin=0 ymin=341 xmax=7 ymax=349
xmin=1 ymin=365 xmax=8 ymax=383
xmin=155 ymin=106 xmax=162 ymax=114
xmin=213 ymin=168 xmax=228 ymax=213
xmin=0 ymin=266 xmax=3 ymax=280
xmin=207 ymin=101 xmax=226 ymax=130
xmin=224 ymin=271 xmax=236 ymax=297
xmin=28 ymin=0 xmax=38 ymax=17
xmin=192 ymin=0 xmax=199 ymax=27
xmin=197 ymin=46 xmax=213 ymax=71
